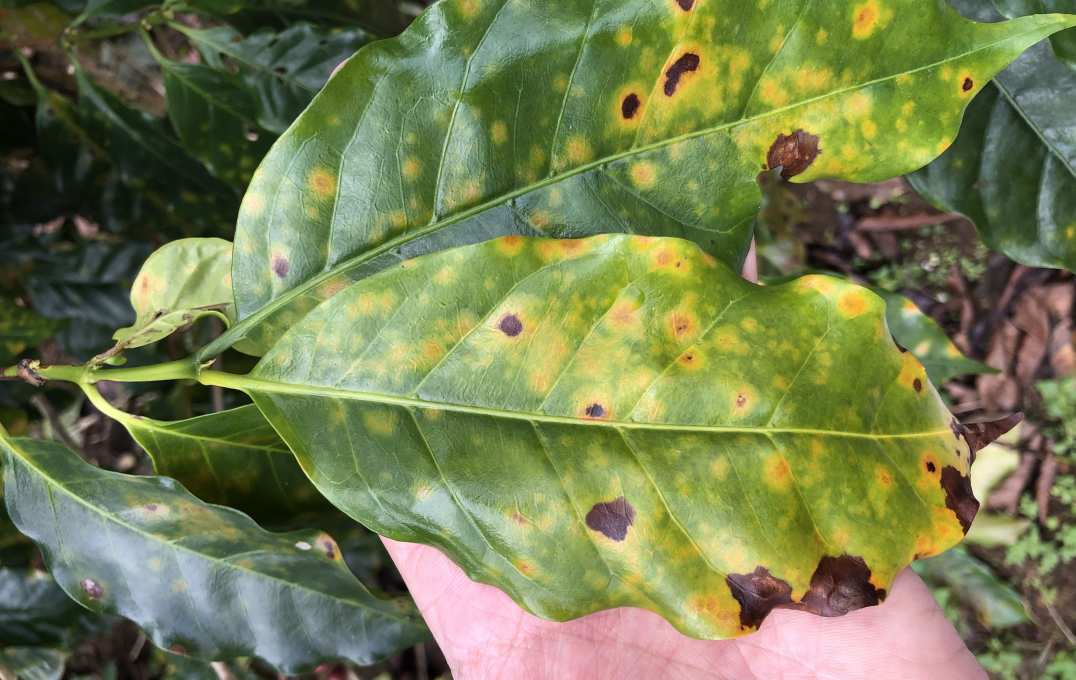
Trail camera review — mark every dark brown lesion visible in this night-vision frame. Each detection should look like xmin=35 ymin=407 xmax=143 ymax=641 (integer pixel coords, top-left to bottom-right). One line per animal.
xmin=676 ymin=0 xmax=695 ymax=10
xmin=585 ymin=496 xmax=635 ymax=541
xmin=940 ymin=466 xmax=979 ymax=534
xmin=913 ymin=378 xmax=922 ymax=393
xmin=726 ymin=566 xmax=793 ymax=629
xmin=663 ymin=53 xmax=700 ymax=96
xmin=766 ymin=130 xmax=821 ymax=179
xmin=953 ymin=413 xmax=1023 ymax=459
xmin=726 ymin=554 xmax=886 ymax=631
xmin=621 ymin=93 xmax=641 ymax=119
xmin=584 ymin=402 xmax=606 ymax=418
xmin=498 ymin=313 xmax=524 ymax=337
xmin=962 ymin=77 xmax=974 ymax=92
xmin=271 ymin=255 xmax=290 ymax=278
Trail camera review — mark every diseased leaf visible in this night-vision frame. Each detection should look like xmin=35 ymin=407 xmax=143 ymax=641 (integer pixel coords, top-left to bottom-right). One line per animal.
xmin=151 ymin=47 xmax=273 ymax=186
xmin=225 ymin=234 xmax=985 ymax=637
xmin=85 ymin=385 xmax=332 ymax=524
xmin=0 ymin=301 xmax=61 ymax=364
xmin=910 ymin=1 xmax=1076 ymax=270
xmin=217 ymin=0 xmax=1076 ymax=358
xmin=877 ymin=289 xmax=995 ymax=384
xmin=913 ymin=547 xmax=1029 ymax=629
xmin=173 ymin=22 xmax=373 ymax=135
xmin=0 ymin=3 xmax=70 ymax=49
xmin=0 ymin=434 xmax=428 ymax=673
xmin=0 ymin=647 xmax=66 ymax=680
xmin=110 ymin=238 xmax=235 ymax=357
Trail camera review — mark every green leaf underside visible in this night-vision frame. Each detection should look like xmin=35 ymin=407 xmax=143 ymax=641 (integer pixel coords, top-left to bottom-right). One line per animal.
xmin=229 ymin=234 xmax=978 ymax=637
xmin=877 ymin=290 xmax=995 ymax=384
xmin=0 ymin=436 xmax=427 ymax=673
xmin=910 ymin=5 xmax=1076 ymax=270
xmin=112 ymin=238 xmax=236 ymax=353
xmin=220 ymin=0 xmax=1075 ymax=358
xmin=105 ymin=400 xmax=334 ymax=524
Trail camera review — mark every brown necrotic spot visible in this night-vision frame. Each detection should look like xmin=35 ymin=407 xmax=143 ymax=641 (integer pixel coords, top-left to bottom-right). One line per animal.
xmin=766 ymin=130 xmax=821 ymax=179
xmin=272 ymin=255 xmax=289 ymax=278
xmin=726 ymin=566 xmax=793 ymax=629
xmin=585 ymin=402 xmax=605 ymax=418
xmin=962 ymin=77 xmax=974 ymax=92
xmin=926 ymin=461 xmax=936 ymax=473
xmin=621 ymin=93 xmax=641 ymax=119
xmin=663 ymin=53 xmax=700 ymax=96
xmin=498 ymin=313 xmax=523 ymax=337
xmin=81 ymin=578 xmax=103 ymax=600
xmin=940 ymin=466 xmax=979 ymax=534
xmin=913 ymin=377 xmax=922 ymax=393
xmin=585 ymin=496 xmax=635 ymax=541
xmin=676 ymin=0 xmax=695 ymax=9
xmin=956 ymin=413 xmax=1023 ymax=457
xmin=799 ymin=555 xmax=884 ymax=617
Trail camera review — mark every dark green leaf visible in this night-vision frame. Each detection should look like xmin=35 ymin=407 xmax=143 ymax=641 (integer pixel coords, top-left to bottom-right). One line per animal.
xmin=150 ymin=45 xmax=273 ymax=186
xmin=0 ymin=433 xmax=428 ymax=673
xmin=227 ymin=234 xmax=982 ymax=636
xmin=219 ymin=0 xmax=1075 ymax=357
xmin=173 ymin=22 xmax=373 ymax=135
xmin=911 ymin=2 xmax=1076 ymax=270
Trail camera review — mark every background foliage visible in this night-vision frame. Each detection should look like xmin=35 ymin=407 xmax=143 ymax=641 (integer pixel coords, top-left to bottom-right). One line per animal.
xmin=0 ymin=0 xmax=1073 ymax=678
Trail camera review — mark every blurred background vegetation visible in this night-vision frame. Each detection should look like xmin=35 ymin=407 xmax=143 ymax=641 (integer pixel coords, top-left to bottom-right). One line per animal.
xmin=0 ymin=1 xmax=1074 ymax=678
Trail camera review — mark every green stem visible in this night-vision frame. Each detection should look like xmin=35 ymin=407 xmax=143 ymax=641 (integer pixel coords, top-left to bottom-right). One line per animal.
xmin=1 ymin=358 xmax=199 ymax=386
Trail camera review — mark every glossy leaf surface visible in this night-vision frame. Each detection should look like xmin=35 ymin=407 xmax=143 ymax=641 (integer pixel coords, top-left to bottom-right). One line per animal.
xmin=224 ymin=0 xmax=1075 ymax=356
xmin=910 ymin=1 xmax=1076 ymax=270
xmin=111 ymin=238 xmax=235 ymax=355
xmin=0 ymin=435 xmax=428 ymax=672
xmin=878 ymin=290 xmax=995 ymax=384
xmin=0 ymin=567 xmax=100 ymax=646
xmin=174 ymin=22 xmax=373 ymax=136
xmin=237 ymin=234 xmax=981 ymax=637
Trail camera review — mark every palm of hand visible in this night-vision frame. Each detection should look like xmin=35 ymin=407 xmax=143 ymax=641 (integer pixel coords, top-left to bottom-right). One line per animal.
xmin=384 ymin=539 xmax=983 ymax=680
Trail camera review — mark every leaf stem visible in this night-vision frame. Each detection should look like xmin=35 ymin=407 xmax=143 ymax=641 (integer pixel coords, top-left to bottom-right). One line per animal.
xmin=1 ymin=357 xmax=199 ymax=386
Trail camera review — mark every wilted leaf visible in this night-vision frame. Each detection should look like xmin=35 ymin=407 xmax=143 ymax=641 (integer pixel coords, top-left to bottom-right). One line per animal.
xmin=109 ymin=238 xmax=235 ymax=357
xmin=0 ymin=647 xmax=66 ymax=680
xmin=913 ymin=547 xmax=1029 ymax=629
xmin=173 ymin=22 xmax=373 ymax=135
xmin=910 ymin=1 xmax=1076 ymax=271
xmin=217 ymin=0 xmax=1075 ymax=358
xmin=0 ymin=434 xmax=428 ymax=672
xmin=0 ymin=301 xmax=61 ymax=364
xmin=877 ymin=290 xmax=996 ymax=384
xmin=223 ymin=234 xmax=984 ymax=636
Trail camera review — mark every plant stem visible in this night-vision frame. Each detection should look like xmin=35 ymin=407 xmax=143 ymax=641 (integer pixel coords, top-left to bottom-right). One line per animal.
xmin=1 ymin=358 xmax=199 ymax=386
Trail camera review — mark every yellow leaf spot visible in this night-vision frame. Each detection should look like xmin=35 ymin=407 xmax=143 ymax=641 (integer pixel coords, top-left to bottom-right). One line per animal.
xmin=837 ymin=289 xmax=870 ymax=318
xmin=491 ymin=120 xmax=508 ymax=145
xmin=241 ymin=192 xmax=265 ymax=217
xmin=739 ymin=317 xmax=759 ymax=333
xmin=764 ymin=453 xmax=791 ymax=490
xmin=815 ymin=28 xmax=828 ymax=44
xmin=759 ymin=77 xmax=789 ymax=107
xmin=616 ymin=27 xmax=632 ymax=46
xmin=710 ymin=456 xmax=729 ymax=480
xmin=307 ymin=167 xmax=336 ymax=198
xmin=875 ymin=465 xmax=893 ymax=489
xmin=363 ymin=410 xmax=398 ymax=436
xmin=861 ymin=119 xmax=878 ymax=140
xmin=566 ymin=135 xmax=592 ymax=164
xmin=897 ymin=352 xmax=926 ymax=392
xmin=846 ymin=91 xmax=872 ymax=117
xmin=495 ymin=234 xmax=526 ymax=257
xmin=851 ymin=0 xmax=881 ymax=40
xmin=630 ymin=161 xmax=657 ymax=189
xmin=402 ymin=157 xmax=422 ymax=179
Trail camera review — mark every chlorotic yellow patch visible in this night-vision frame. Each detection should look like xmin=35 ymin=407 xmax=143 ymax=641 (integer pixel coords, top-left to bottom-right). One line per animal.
xmin=491 ymin=120 xmax=508 ymax=145
xmin=307 ymin=167 xmax=337 ymax=198
xmin=837 ymin=289 xmax=870 ymax=318
xmin=630 ymin=161 xmax=657 ymax=189
xmin=851 ymin=0 xmax=882 ymax=40
xmin=495 ymin=235 xmax=526 ymax=257
xmin=764 ymin=453 xmax=792 ymax=490
xmin=566 ymin=136 xmax=593 ymax=164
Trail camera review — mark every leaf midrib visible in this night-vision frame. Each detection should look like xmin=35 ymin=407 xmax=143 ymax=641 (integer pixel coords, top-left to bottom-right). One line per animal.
xmin=209 ymin=22 xmax=1061 ymax=361
xmin=0 ymin=437 xmax=416 ymax=622
xmin=212 ymin=371 xmax=951 ymax=441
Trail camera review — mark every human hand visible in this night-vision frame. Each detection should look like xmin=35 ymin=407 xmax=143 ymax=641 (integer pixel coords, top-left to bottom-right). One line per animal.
xmin=383 ymin=539 xmax=984 ymax=680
